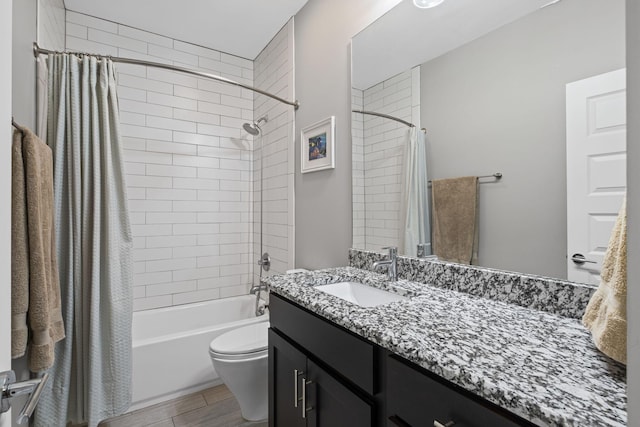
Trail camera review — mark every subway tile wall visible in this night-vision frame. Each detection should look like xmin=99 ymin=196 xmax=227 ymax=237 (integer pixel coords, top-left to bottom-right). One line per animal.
xmin=253 ymin=19 xmax=296 ymax=280
xmin=38 ymin=0 xmax=65 ymax=51
xmin=65 ymin=11 xmax=271 ymax=311
xmin=356 ymin=67 xmax=420 ymax=252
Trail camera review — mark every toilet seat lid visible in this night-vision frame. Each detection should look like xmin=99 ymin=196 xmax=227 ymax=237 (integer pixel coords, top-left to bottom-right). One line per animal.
xmin=209 ymin=321 xmax=269 ymax=355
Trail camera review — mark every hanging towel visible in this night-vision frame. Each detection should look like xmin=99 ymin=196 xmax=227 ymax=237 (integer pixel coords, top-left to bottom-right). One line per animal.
xmin=11 ymin=125 xmax=65 ymax=372
xmin=582 ymin=197 xmax=627 ymax=364
xmin=432 ymin=176 xmax=479 ymax=265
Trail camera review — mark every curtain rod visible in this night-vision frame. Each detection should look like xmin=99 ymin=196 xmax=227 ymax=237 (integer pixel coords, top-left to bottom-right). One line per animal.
xmin=33 ymin=42 xmax=300 ymax=110
xmin=352 ymin=109 xmax=426 ymax=133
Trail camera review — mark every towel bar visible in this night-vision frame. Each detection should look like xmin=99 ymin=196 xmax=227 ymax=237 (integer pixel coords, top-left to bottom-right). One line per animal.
xmin=427 ymin=173 xmax=502 ymax=186
xmin=1 ymin=370 xmax=49 ymax=424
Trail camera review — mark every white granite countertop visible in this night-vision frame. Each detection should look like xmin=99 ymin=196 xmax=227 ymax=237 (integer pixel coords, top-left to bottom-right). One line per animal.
xmin=263 ymin=267 xmax=626 ymax=427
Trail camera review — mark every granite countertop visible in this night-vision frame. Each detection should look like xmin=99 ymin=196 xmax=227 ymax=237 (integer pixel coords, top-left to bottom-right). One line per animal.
xmin=263 ymin=266 xmax=626 ymax=427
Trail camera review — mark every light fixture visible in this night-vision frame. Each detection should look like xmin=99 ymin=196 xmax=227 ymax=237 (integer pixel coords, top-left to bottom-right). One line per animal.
xmin=413 ymin=0 xmax=445 ymax=8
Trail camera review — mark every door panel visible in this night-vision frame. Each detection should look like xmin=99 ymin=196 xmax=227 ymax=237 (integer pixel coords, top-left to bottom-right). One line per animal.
xmin=386 ymin=355 xmax=528 ymax=427
xmin=269 ymin=329 xmax=306 ymax=427
xmin=306 ymin=359 xmax=373 ymax=427
xmin=566 ymin=68 xmax=626 ymax=284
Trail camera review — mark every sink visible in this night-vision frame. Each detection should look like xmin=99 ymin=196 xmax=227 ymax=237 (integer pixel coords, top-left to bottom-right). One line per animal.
xmin=314 ymin=282 xmax=407 ymax=307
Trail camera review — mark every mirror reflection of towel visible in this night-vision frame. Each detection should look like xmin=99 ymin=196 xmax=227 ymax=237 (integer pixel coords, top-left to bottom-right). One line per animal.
xmin=583 ymin=197 xmax=627 ymax=364
xmin=431 ymin=176 xmax=479 ymax=265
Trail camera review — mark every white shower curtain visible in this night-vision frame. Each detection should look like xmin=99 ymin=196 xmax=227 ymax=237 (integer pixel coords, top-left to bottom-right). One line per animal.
xmin=399 ymin=127 xmax=431 ymax=257
xmin=34 ymin=53 xmax=133 ymax=427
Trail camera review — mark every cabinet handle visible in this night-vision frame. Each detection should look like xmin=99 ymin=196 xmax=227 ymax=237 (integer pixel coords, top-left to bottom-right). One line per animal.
xmin=302 ymin=377 xmax=313 ymax=419
xmin=434 ymin=421 xmax=455 ymax=427
xmin=293 ymin=369 xmax=303 ymax=408
xmin=388 ymin=414 xmax=412 ymax=427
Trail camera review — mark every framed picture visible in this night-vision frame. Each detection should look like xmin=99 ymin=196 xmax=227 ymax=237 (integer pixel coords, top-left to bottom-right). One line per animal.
xmin=301 ymin=116 xmax=335 ymax=173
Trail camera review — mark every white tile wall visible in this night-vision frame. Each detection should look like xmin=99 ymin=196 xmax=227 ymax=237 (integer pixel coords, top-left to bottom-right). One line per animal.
xmin=253 ymin=18 xmax=296 ymax=281
xmin=38 ymin=0 xmax=65 ymax=50
xmin=66 ymin=12 xmax=257 ymax=310
xmin=356 ymin=67 xmax=421 ymax=252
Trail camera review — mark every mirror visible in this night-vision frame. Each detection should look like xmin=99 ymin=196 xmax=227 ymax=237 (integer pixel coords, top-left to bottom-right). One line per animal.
xmin=351 ymin=0 xmax=625 ymax=280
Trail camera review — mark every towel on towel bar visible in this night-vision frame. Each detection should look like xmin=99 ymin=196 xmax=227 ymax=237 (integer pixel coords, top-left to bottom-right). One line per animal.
xmin=431 ymin=176 xmax=479 ymax=265
xmin=12 ymin=125 xmax=65 ymax=372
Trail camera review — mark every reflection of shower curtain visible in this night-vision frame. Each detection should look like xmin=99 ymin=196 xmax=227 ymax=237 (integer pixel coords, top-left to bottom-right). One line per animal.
xmin=399 ymin=127 xmax=431 ymax=256
xmin=35 ymin=53 xmax=133 ymax=427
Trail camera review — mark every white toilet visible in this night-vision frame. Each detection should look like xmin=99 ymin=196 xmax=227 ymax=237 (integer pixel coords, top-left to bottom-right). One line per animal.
xmin=209 ymin=321 xmax=269 ymax=421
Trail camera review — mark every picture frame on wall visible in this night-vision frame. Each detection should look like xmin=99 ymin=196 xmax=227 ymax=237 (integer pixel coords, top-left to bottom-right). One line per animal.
xmin=301 ymin=116 xmax=335 ymax=173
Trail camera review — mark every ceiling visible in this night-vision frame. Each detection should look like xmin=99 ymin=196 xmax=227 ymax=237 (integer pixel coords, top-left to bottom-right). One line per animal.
xmin=352 ymin=0 xmax=559 ymax=89
xmin=64 ymin=0 xmax=310 ymax=60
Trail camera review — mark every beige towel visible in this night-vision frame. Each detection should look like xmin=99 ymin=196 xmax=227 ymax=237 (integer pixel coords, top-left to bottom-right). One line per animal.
xmin=12 ymin=125 xmax=65 ymax=372
xmin=582 ymin=197 xmax=627 ymax=364
xmin=432 ymin=176 xmax=479 ymax=265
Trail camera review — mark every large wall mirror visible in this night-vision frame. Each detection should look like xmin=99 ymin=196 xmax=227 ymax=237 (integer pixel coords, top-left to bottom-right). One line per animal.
xmin=351 ymin=0 xmax=626 ymax=282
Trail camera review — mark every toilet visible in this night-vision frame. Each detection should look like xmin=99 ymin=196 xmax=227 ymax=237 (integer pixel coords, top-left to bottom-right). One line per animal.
xmin=209 ymin=321 xmax=269 ymax=421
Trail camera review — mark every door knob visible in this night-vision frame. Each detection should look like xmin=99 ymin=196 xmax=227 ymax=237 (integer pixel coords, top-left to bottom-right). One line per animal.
xmin=571 ymin=253 xmax=597 ymax=265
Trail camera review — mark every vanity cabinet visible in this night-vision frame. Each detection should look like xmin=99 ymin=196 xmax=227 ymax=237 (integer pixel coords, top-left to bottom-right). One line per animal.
xmin=269 ymin=293 xmax=378 ymax=427
xmin=269 ymin=327 xmax=373 ymax=427
xmin=269 ymin=329 xmax=306 ymax=427
xmin=269 ymin=293 xmax=532 ymax=427
xmin=386 ymin=355 xmax=533 ymax=427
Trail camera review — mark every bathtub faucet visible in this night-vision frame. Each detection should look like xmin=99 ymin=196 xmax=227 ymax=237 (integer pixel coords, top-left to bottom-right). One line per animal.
xmin=250 ymin=283 xmax=267 ymax=295
xmin=251 ymin=282 xmax=268 ymax=316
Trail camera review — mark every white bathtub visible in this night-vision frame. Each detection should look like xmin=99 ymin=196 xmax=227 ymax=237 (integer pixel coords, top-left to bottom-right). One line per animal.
xmin=131 ymin=295 xmax=268 ymax=410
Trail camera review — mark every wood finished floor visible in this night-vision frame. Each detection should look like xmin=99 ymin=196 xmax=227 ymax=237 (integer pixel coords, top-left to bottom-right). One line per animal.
xmin=99 ymin=385 xmax=267 ymax=427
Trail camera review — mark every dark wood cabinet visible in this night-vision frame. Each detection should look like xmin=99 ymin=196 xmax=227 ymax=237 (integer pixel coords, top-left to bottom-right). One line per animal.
xmin=269 ymin=293 xmax=532 ymax=427
xmin=306 ymin=358 xmax=373 ymax=427
xmin=386 ymin=355 xmax=533 ymax=427
xmin=269 ymin=329 xmax=306 ymax=427
xmin=269 ymin=328 xmax=373 ymax=427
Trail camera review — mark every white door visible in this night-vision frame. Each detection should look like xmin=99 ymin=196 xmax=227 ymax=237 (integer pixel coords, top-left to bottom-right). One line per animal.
xmin=566 ymin=69 xmax=626 ymax=284
xmin=1 ymin=1 xmax=12 ymax=426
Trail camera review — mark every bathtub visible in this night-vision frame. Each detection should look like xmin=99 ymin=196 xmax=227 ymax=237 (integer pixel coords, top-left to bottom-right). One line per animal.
xmin=131 ymin=295 xmax=268 ymax=410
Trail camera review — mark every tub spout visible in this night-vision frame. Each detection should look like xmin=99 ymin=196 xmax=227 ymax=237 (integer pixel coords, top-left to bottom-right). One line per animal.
xmin=250 ymin=284 xmax=267 ymax=295
xmin=252 ymin=282 xmax=268 ymax=316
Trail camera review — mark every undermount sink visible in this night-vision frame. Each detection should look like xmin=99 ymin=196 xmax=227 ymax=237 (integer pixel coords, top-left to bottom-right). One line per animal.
xmin=314 ymin=282 xmax=408 ymax=307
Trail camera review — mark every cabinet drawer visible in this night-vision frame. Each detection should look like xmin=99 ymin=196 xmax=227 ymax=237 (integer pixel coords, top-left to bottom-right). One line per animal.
xmin=387 ymin=355 xmax=532 ymax=427
xmin=270 ymin=293 xmax=375 ymax=395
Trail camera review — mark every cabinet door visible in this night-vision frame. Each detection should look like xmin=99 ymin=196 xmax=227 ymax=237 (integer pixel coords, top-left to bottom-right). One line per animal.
xmin=387 ymin=356 xmax=531 ymax=427
xmin=269 ymin=329 xmax=307 ymax=427
xmin=306 ymin=359 xmax=373 ymax=427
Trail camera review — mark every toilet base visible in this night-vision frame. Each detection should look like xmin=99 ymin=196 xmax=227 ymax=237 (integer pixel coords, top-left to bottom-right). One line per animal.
xmin=210 ymin=353 xmax=268 ymax=422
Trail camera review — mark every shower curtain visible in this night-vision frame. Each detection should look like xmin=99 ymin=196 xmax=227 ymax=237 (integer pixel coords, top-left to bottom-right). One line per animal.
xmin=34 ymin=53 xmax=134 ymax=427
xmin=399 ymin=127 xmax=431 ymax=257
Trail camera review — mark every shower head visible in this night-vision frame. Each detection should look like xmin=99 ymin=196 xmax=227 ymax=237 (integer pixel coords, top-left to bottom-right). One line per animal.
xmin=243 ymin=116 xmax=268 ymax=136
xmin=243 ymin=122 xmax=260 ymax=136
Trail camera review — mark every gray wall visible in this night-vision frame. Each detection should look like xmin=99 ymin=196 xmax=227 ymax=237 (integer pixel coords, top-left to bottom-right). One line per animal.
xmin=0 ymin=0 xmax=12 ymax=423
xmin=10 ymin=2 xmax=37 ymax=425
xmin=11 ymin=2 xmax=62 ymax=424
xmin=294 ymin=0 xmax=399 ymax=269
xmin=627 ymin=0 xmax=639 ymax=424
xmin=420 ymin=0 xmax=625 ymax=279
xmin=12 ymin=0 xmax=37 ymax=130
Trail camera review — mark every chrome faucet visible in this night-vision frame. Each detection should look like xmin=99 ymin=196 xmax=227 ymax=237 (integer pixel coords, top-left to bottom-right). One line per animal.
xmin=372 ymin=246 xmax=398 ymax=281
